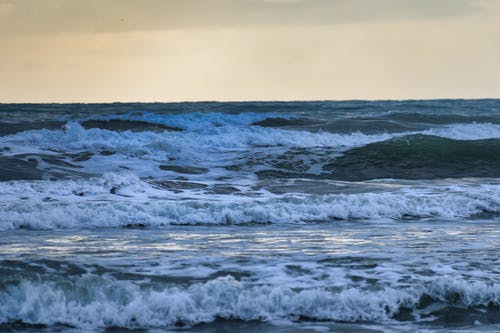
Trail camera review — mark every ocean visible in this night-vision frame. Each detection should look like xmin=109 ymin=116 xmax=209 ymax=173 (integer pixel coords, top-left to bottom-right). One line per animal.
xmin=0 ymin=100 xmax=499 ymax=332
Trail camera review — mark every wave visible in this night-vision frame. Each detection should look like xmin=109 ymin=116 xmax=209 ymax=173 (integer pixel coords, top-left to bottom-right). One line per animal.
xmin=1 ymin=174 xmax=500 ymax=229
xmin=326 ymin=135 xmax=500 ymax=181
xmin=109 ymin=111 xmax=282 ymax=131
xmin=75 ymin=111 xmax=500 ymax=139
xmin=5 ymin=121 xmax=500 ymax=156
xmin=0 ymin=275 xmax=498 ymax=329
xmin=3 ymin=118 xmax=500 ymax=182
xmin=0 ymin=122 xmax=395 ymax=160
xmin=422 ymin=123 xmax=500 ymax=140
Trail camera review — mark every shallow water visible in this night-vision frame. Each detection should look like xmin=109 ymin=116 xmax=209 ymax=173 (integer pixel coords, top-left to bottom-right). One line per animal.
xmin=1 ymin=100 xmax=500 ymax=332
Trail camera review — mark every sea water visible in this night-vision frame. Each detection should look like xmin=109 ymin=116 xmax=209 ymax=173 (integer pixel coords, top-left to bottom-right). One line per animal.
xmin=0 ymin=100 xmax=499 ymax=332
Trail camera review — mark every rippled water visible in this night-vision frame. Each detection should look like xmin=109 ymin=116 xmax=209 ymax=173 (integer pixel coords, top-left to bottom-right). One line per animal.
xmin=1 ymin=100 xmax=500 ymax=332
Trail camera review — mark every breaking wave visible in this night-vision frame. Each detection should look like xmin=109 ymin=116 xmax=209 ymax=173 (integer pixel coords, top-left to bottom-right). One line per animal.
xmin=0 ymin=275 xmax=498 ymax=329
xmin=1 ymin=173 xmax=500 ymax=230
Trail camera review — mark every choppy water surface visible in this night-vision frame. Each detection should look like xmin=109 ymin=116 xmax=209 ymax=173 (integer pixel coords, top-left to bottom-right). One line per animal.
xmin=1 ymin=100 xmax=500 ymax=332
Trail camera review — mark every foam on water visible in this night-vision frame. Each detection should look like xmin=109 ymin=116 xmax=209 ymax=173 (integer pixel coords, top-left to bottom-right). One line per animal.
xmin=2 ymin=120 xmax=500 ymax=183
xmin=2 ymin=114 xmax=500 ymax=151
xmin=422 ymin=123 xmax=500 ymax=140
xmin=1 ymin=173 xmax=500 ymax=230
xmin=2 ymin=121 xmax=395 ymax=154
xmin=0 ymin=275 xmax=498 ymax=329
xmin=3 ymin=119 xmax=500 ymax=163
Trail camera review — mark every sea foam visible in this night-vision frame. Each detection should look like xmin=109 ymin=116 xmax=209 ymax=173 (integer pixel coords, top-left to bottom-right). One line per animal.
xmin=3 ymin=120 xmax=500 ymax=162
xmin=0 ymin=275 xmax=498 ymax=329
xmin=1 ymin=174 xmax=500 ymax=230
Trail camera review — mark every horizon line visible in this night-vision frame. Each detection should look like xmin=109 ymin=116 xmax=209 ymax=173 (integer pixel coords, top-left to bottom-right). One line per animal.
xmin=1 ymin=97 xmax=500 ymax=105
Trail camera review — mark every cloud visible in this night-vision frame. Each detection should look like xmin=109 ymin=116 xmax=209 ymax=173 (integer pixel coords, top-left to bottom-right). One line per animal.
xmin=0 ymin=0 xmax=486 ymax=36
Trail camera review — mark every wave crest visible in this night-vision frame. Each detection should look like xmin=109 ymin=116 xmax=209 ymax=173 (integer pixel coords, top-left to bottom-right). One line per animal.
xmin=1 ymin=275 xmax=498 ymax=329
xmin=1 ymin=175 xmax=500 ymax=229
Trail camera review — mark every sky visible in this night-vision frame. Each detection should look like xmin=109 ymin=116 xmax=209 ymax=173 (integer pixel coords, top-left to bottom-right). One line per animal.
xmin=1 ymin=0 xmax=499 ymax=102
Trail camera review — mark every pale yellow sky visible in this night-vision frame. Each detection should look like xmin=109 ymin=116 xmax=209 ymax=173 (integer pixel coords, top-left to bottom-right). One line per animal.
xmin=1 ymin=0 xmax=499 ymax=102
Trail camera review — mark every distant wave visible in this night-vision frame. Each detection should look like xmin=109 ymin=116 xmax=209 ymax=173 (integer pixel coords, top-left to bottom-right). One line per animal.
xmin=5 ymin=120 xmax=500 ymax=155
xmin=3 ymin=109 xmax=500 ymax=186
xmin=3 ymin=120 xmax=500 ymax=182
